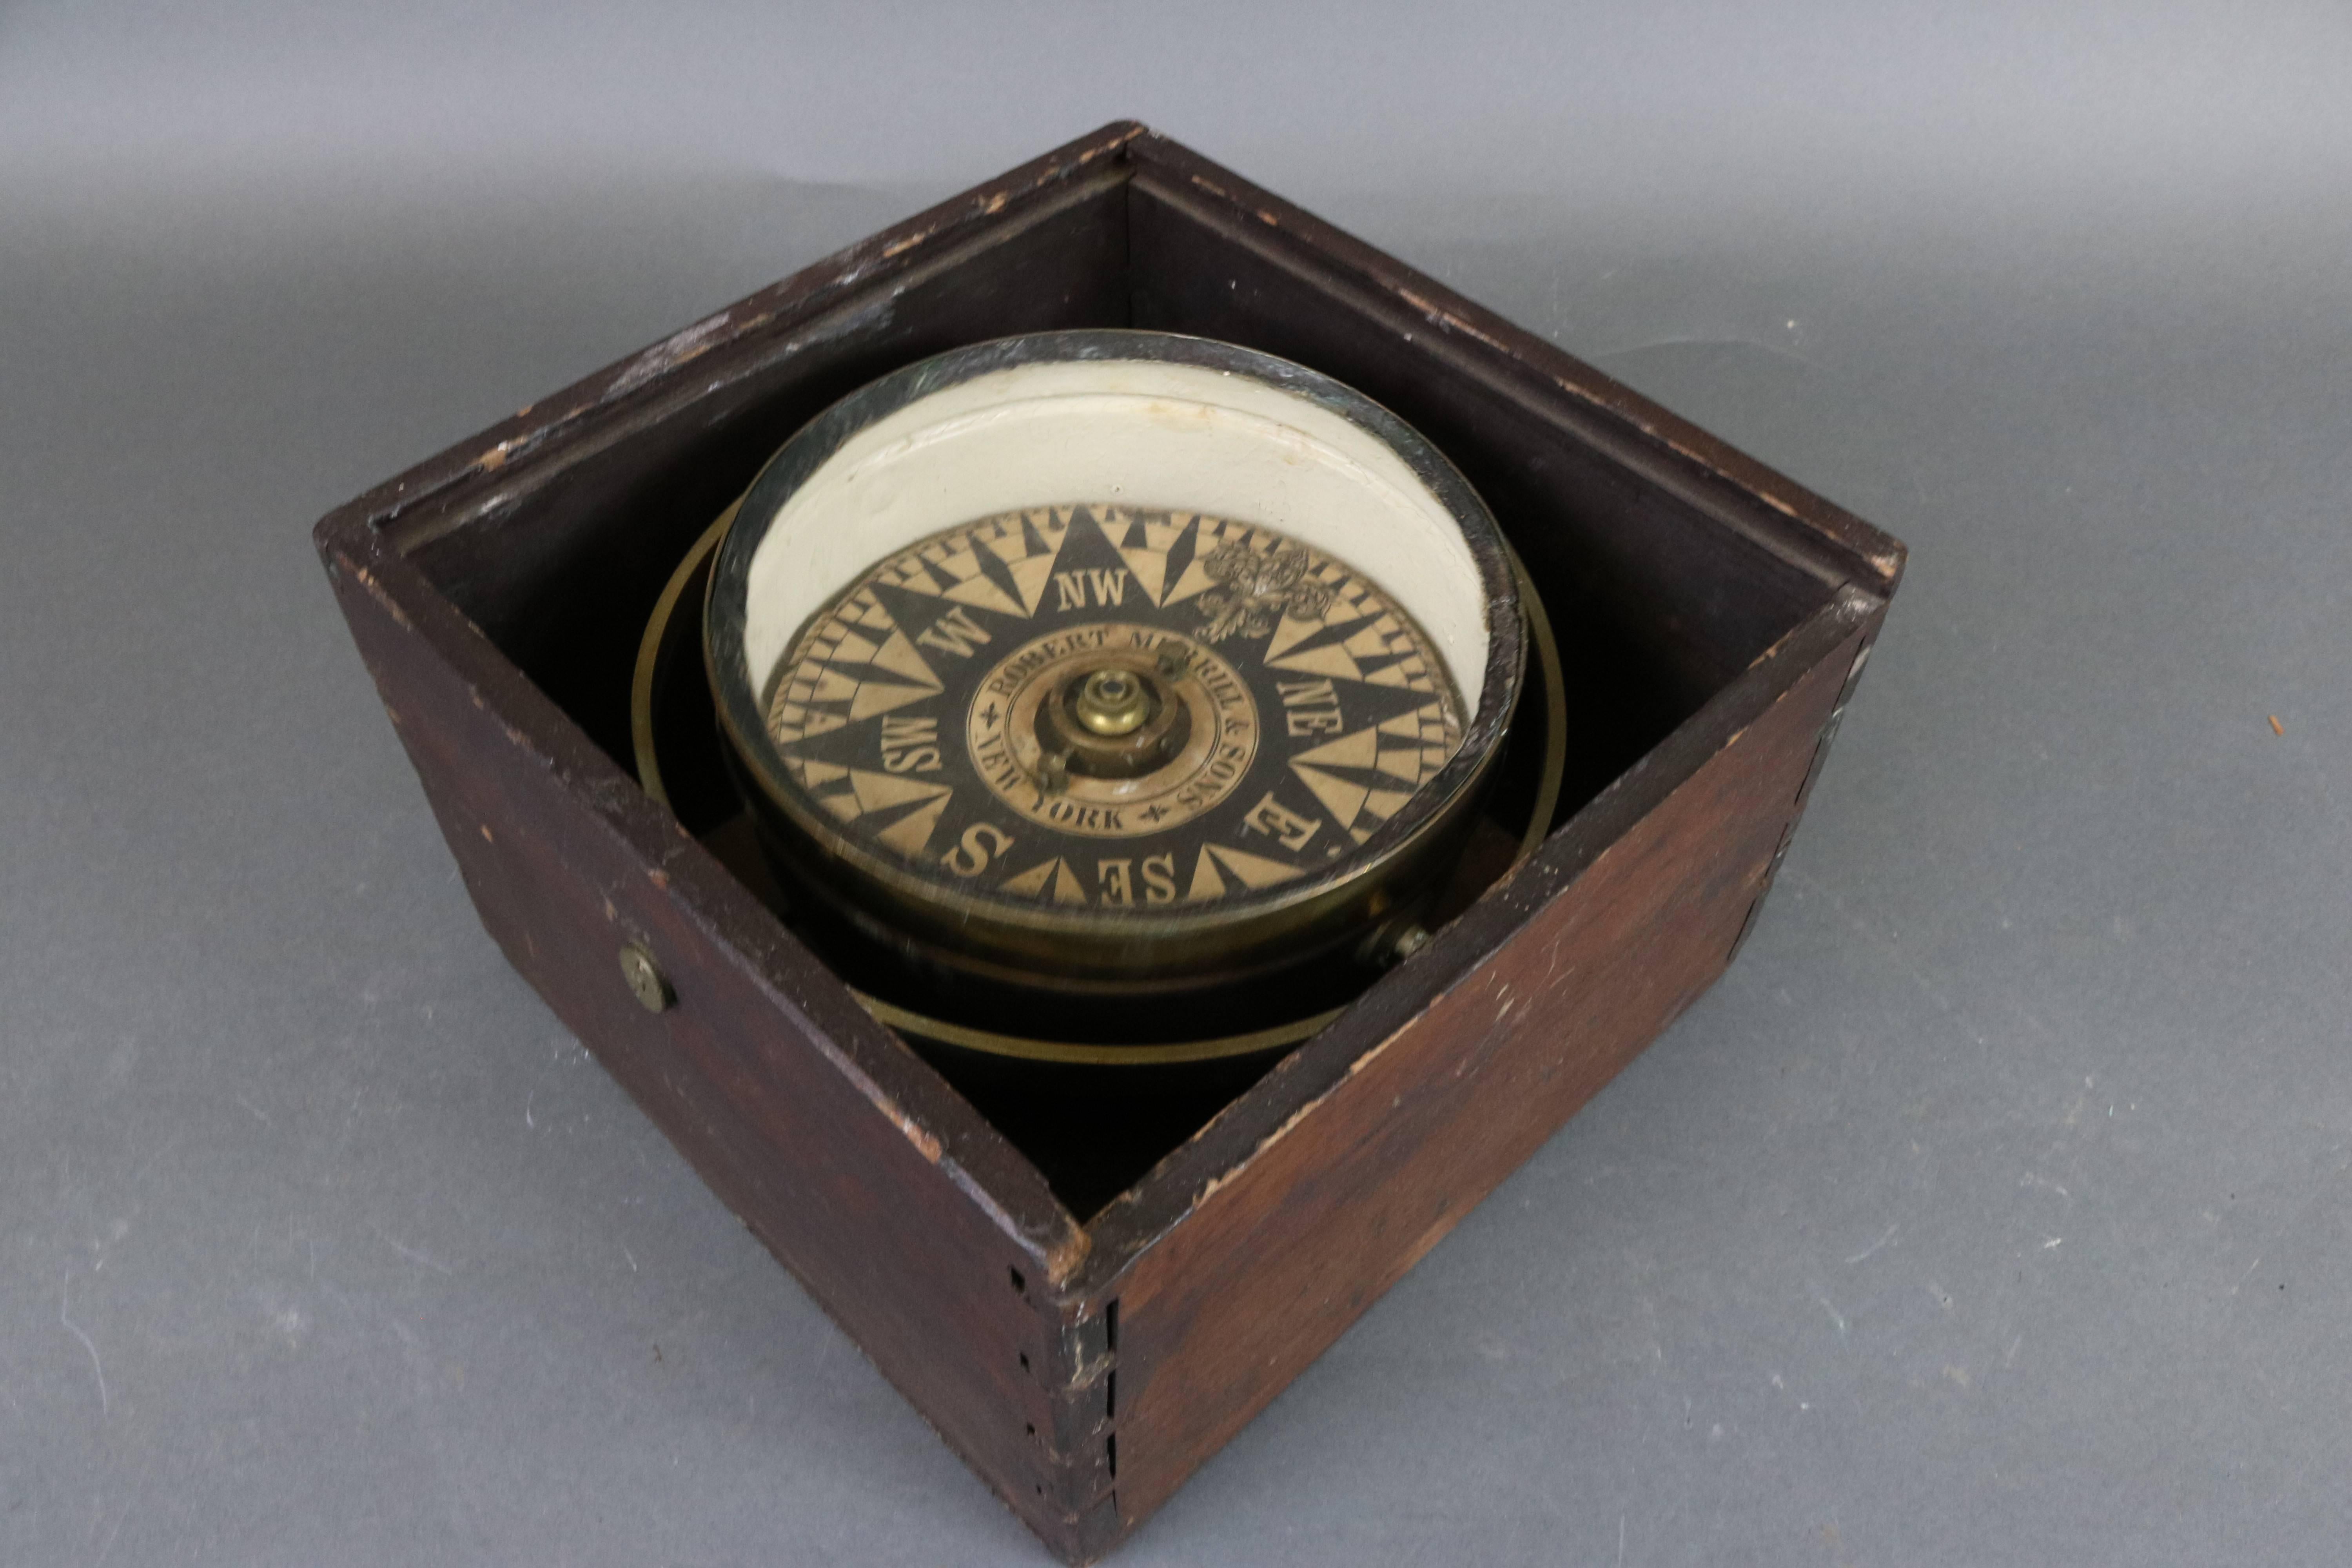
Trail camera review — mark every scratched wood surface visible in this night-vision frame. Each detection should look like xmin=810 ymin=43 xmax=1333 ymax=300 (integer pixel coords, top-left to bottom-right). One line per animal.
xmin=1080 ymin=596 xmax=1878 ymax=1532
xmin=314 ymin=122 xmax=1903 ymax=1563
xmin=315 ymin=124 xmax=1145 ymax=1555
xmin=327 ymin=542 xmax=1106 ymax=1533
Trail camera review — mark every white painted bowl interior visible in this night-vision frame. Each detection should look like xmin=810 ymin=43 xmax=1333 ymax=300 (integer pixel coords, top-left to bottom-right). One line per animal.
xmin=739 ymin=358 xmax=1490 ymax=709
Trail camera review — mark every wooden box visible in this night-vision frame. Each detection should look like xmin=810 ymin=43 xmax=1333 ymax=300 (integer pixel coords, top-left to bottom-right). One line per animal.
xmin=314 ymin=122 xmax=1903 ymax=1562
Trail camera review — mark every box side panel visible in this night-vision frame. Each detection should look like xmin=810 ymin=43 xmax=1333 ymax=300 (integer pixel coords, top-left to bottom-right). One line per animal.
xmin=1732 ymin=601 xmax=1890 ymax=961
xmin=324 ymin=558 xmax=1103 ymax=1550
xmin=1125 ymin=134 xmax=1905 ymax=598
xmin=1127 ymin=180 xmax=1837 ymax=813
xmin=403 ymin=180 xmax=1132 ymax=773
xmin=1099 ymin=623 xmax=1863 ymax=1532
xmin=321 ymin=122 xmax=1142 ymax=558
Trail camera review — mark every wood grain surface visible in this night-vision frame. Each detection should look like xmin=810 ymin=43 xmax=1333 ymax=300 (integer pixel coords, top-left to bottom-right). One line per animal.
xmin=1083 ymin=597 xmax=1877 ymax=1534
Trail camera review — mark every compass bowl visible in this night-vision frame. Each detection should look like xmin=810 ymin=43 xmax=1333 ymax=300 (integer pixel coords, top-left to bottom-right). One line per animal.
xmin=703 ymin=331 xmax=1526 ymax=1020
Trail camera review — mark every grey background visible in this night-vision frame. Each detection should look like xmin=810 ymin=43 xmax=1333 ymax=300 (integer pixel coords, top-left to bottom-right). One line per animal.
xmin=5 ymin=3 xmax=2350 ymax=1563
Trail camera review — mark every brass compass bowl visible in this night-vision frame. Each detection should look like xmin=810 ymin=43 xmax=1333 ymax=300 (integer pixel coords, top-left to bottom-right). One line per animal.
xmin=701 ymin=331 xmax=1526 ymax=1037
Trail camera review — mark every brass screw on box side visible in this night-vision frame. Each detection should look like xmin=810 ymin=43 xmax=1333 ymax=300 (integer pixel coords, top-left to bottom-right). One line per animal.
xmin=619 ymin=943 xmax=673 ymax=1013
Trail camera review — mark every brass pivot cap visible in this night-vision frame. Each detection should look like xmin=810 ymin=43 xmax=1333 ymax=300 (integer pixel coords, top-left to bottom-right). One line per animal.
xmin=1042 ymin=662 xmax=1189 ymax=782
xmin=1073 ymin=668 xmax=1150 ymax=735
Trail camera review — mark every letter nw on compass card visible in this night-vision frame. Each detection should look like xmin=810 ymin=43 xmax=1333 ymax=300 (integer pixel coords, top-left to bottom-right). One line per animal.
xmin=314 ymin=123 xmax=1904 ymax=1563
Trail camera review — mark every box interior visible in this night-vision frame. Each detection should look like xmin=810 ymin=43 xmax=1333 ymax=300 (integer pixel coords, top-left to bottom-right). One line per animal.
xmin=388 ymin=168 xmax=1838 ymax=1217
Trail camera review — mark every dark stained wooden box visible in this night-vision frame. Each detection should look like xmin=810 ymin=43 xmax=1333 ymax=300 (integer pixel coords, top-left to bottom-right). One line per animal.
xmin=314 ymin=122 xmax=1903 ymax=1562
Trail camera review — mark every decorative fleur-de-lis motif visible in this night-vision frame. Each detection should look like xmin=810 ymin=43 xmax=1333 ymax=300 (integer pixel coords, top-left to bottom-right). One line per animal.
xmin=1195 ymin=541 xmax=1335 ymax=643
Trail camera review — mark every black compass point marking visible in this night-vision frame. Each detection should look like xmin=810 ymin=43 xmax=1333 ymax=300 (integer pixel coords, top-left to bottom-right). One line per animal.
xmin=1026 ymin=506 xmax=1143 ymax=619
xmin=1270 ymin=676 xmax=1432 ymax=740
xmin=776 ymin=706 xmax=923 ymax=759
xmin=851 ymin=580 xmax=1028 ymax=687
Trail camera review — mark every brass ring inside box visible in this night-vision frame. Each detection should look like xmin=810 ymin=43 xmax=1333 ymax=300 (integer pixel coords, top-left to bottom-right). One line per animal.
xmin=632 ymin=501 xmax=1568 ymax=1067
